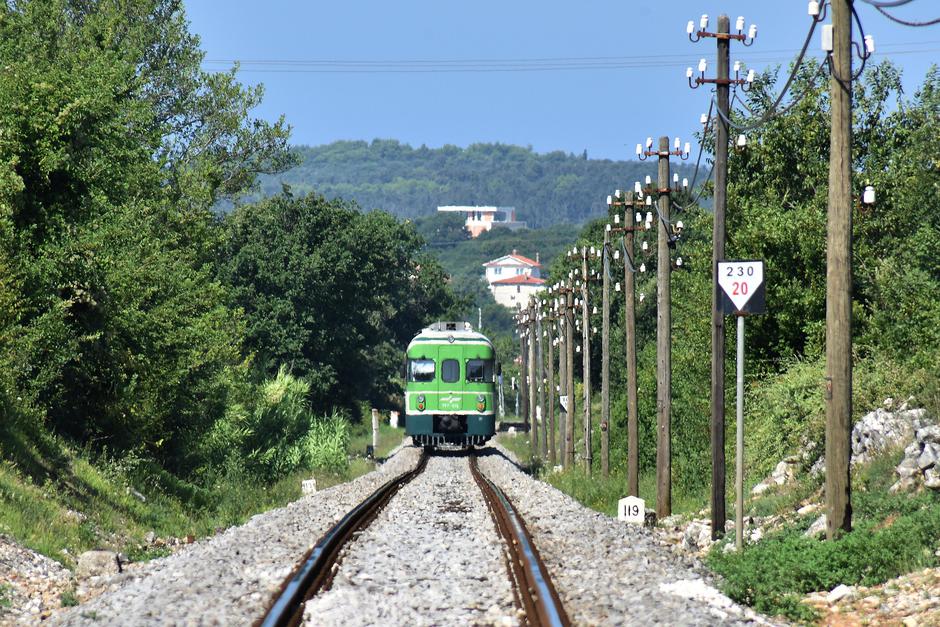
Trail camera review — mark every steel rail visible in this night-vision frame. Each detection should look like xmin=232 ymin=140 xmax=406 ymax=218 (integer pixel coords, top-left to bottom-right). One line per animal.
xmin=469 ymin=453 xmax=571 ymax=627
xmin=257 ymin=451 xmax=429 ymax=627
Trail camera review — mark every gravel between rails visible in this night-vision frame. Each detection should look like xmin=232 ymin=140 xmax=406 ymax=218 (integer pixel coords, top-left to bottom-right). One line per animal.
xmin=302 ymin=452 xmax=518 ymax=626
xmin=476 ymin=444 xmax=777 ymax=626
xmin=51 ymin=444 xmax=422 ymax=626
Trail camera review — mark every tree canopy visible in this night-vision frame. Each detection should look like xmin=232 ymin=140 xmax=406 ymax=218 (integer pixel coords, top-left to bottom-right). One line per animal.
xmin=247 ymin=140 xmax=696 ymax=228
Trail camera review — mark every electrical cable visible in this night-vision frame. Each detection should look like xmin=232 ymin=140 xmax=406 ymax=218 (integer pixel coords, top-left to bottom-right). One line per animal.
xmin=671 ymin=161 xmax=715 ymax=212
xmin=619 ymin=237 xmax=636 ymax=273
xmin=718 ymin=59 xmax=829 ymax=131
xmin=858 ymin=0 xmax=914 ymax=8
xmin=682 ymin=98 xmax=714 ymax=193
xmin=873 ymin=6 xmax=940 ymax=26
xmin=708 ymin=16 xmax=822 ymax=134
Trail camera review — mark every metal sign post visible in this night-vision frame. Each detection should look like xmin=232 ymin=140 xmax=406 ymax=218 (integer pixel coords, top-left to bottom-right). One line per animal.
xmin=718 ymin=260 xmax=766 ymax=551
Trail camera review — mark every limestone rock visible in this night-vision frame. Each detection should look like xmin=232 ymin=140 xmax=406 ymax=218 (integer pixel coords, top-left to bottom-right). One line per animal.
xmin=76 ymin=550 xmax=122 ymax=579
xmin=851 ymin=408 xmax=927 ymax=465
xmin=797 ymin=503 xmax=819 ymax=516
xmin=827 ymin=583 xmax=855 ymax=604
xmin=917 ymin=425 xmax=940 ymax=443
xmin=804 ymin=514 xmax=827 ymax=538
xmin=925 ymin=466 xmax=940 ymax=490
xmin=917 ymin=443 xmax=939 ymax=470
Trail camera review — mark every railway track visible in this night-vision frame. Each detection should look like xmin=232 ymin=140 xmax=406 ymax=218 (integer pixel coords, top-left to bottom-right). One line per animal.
xmin=257 ymin=448 xmax=569 ymax=627
xmin=469 ymin=451 xmax=571 ymax=627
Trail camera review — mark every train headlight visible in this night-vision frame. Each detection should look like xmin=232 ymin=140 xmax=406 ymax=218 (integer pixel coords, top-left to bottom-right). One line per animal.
xmin=476 ymin=395 xmax=486 ymax=412
xmin=417 ymin=395 xmax=426 ymax=411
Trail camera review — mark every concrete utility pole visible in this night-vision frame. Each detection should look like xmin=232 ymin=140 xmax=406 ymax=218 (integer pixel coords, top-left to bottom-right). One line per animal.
xmin=601 ymin=227 xmax=611 ymax=478
xmin=655 ymin=136 xmax=673 ymax=519
xmin=547 ymin=312 xmax=557 ymax=466
xmin=537 ymin=311 xmax=548 ymax=459
xmin=711 ymin=14 xmax=731 ymax=539
xmin=565 ymin=288 xmax=576 ymax=468
xmin=826 ymin=0 xmax=853 ymax=539
xmin=528 ymin=300 xmax=539 ymax=459
xmin=581 ymin=248 xmax=593 ymax=474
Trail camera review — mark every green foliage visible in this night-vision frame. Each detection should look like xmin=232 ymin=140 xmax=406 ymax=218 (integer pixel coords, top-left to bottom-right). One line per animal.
xmin=219 ymin=192 xmax=460 ymax=409
xmin=708 ymin=490 xmax=940 ymax=621
xmin=59 ymin=588 xmax=79 ymax=607
xmin=747 ymin=355 xmax=937 ymax=481
xmin=0 ymin=0 xmax=293 ymax=471
xmin=201 ymin=368 xmax=350 ymax=481
xmin=301 ymin=412 xmax=350 ymax=474
xmin=247 ymin=140 xmax=694 ymax=228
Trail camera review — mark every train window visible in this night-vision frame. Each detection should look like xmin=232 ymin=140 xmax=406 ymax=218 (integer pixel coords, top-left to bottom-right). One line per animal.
xmin=408 ymin=359 xmax=435 ymax=382
xmin=441 ymin=359 xmax=460 ymax=383
xmin=466 ymin=359 xmax=494 ymax=383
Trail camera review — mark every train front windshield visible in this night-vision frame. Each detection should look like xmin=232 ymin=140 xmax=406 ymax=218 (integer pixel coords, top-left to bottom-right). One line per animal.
xmin=465 ymin=359 xmax=494 ymax=383
xmin=408 ymin=359 xmax=435 ymax=382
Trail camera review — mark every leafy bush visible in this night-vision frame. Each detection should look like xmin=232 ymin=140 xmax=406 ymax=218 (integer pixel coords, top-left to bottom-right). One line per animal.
xmin=201 ymin=368 xmax=350 ymax=480
xmin=301 ymin=411 xmax=350 ymax=473
xmin=708 ymin=490 xmax=940 ymax=621
xmin=746 ymin=355 xmax=937 ymax=482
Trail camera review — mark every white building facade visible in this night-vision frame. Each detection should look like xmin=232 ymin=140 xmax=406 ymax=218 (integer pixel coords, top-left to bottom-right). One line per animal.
xmin=483 ymin=250 xmax=546 ymax=309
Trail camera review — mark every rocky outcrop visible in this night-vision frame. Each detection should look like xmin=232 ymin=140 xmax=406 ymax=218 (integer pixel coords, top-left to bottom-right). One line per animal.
xmin=754 ymin=405 xmax=933 ymax=494
xmin=891 ymin=424 xmax=940 ymax=493
xmin=852 ymin=407 xmax=930 ymax=465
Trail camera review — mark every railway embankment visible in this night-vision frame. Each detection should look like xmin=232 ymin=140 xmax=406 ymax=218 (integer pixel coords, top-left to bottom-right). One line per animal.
xmin=48 ymin=445 xmax=422 ymax=626
xmin=33 ymin=440 xmax=774 ymax=626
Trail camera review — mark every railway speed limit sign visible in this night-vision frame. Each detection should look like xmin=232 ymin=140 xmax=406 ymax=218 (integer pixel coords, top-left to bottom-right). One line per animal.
xmin=718 ymin=260 xmax=765 ymax=315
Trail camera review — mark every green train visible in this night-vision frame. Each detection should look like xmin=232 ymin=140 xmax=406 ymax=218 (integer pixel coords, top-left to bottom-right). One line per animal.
xmin=405 ymin=321 xmax=498 ymax=447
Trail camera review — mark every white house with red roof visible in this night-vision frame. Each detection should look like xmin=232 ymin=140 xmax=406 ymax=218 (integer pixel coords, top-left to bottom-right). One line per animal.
xmin=483 ymin=250 xmax=546 ymax=309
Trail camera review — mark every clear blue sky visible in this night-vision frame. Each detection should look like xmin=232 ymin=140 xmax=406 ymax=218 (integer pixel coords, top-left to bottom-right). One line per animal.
xmin=184 ymin=1 xmax=938 ymax=161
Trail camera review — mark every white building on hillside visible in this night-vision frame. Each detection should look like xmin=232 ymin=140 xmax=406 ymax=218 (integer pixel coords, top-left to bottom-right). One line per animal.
xmin=483 ymin=250 xmax=546 ymax=309
xmin=437 ymin=206 xmax=527 ymax=238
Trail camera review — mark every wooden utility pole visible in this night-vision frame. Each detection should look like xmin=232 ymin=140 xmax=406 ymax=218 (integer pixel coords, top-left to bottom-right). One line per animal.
xmin=710 ymin=14 xmax=731 ymax=540
xmin=565 ymin=288 xmax=576 ymax=468
xmin=601 ymin=227 xmax=611 ymax=477
xmin=537 ymin=312 xmax=548 ymax=459
xmin=520 ymin=320 xmax=529 ymax=428
xmin=557 ymin=296 xmax=568 ymax=466
xmin=624 ymin=192 xmax=640 ymax=496
xmin=581 ymin=248 xmax=593 ymax=474
xmin=528 ymin=300 xmax=538 ymax=459
xmin=826 ymin=0 xmax=853 ymax=539
xmin=655 ymin=136 xmax=672 ymax=519
xmin=547 ymin=313 xmax=557 ymax=466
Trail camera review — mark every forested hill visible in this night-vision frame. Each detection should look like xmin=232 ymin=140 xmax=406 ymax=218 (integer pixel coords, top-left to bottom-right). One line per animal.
xmin=252 ymin=140 xmax=696 ymax=228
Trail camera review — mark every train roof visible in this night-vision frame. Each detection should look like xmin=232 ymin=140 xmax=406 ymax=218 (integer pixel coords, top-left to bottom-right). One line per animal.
xmin=407 ymin=322 xmax=494 ymax=351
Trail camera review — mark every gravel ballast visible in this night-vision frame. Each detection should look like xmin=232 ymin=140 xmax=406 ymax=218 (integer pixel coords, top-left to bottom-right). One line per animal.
xmin=302 ymin=453 xmax=517 ymax=626
xmin=50 ymin=440 xmax=774 ymax=625
xmin=475 ymin=444 xmax=773 ymax=626
xmin=52 ymin=445 xmax=422 ymax=626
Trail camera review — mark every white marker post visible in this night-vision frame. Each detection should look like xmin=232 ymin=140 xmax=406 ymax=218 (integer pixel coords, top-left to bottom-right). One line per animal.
xmin=618 ymin=495 xmax=645 ymax=524
xmin=718 ymin=260 xmax=766 ymax=550
xmin=371 ymin=408 xmax=379 ymax=461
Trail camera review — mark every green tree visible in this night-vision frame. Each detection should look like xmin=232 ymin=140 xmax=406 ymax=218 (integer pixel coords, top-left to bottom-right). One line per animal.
xmin=218 ymin=192 xmax=462 ymax=410
xmin=0 ymin=0 xmax=292 ymax=468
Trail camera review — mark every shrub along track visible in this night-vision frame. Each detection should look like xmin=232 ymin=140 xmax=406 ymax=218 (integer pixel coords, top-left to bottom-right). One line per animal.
xmin=258 ymin=448 xmax=569 ymax=627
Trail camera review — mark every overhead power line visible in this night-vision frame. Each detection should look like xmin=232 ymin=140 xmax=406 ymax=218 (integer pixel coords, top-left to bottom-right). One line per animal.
xmin=874 ymin=7 xmax=940 ymax=26
xmin=201 ymin=42 xmax=940 ymax=74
